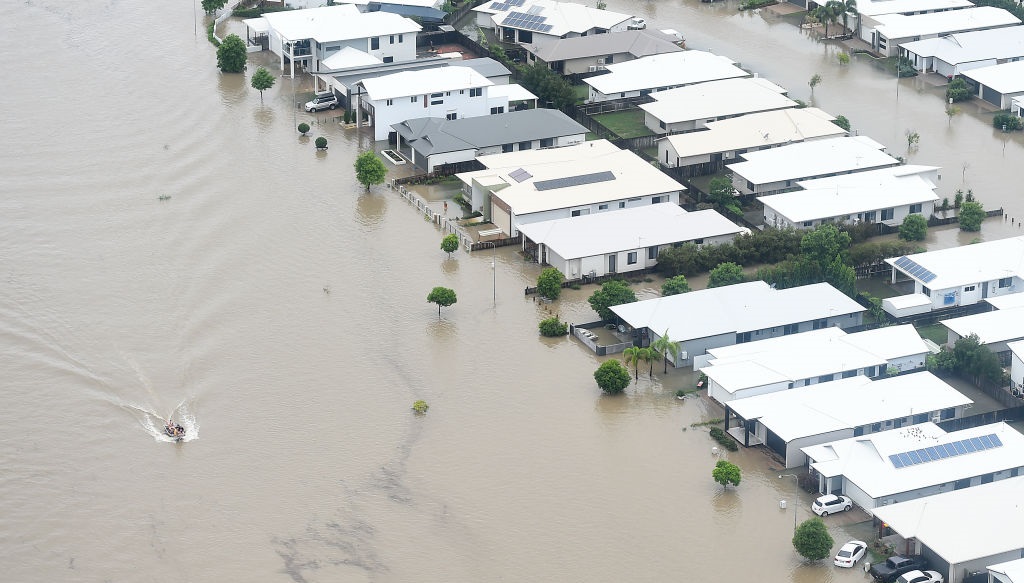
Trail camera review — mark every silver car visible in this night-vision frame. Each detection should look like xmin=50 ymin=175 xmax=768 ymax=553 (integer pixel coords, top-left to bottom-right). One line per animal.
xmin=304 ymin=92 xmax=338 ymax=112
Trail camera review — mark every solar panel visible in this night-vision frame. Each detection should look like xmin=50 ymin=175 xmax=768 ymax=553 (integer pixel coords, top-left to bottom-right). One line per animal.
xmin=534 ymin=170 xmax=615 ymax=191
xmin=890 ymin=433 xmax=1002 ymax=469
xmin=508 ymin=168 xmax=533 ymax=183
xmin=893 ymin=256 xmax=936 ymax=283
xmin=527 ymin=4 xmax=543 ymax=14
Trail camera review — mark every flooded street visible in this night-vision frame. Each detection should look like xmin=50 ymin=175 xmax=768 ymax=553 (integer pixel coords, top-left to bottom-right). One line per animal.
xmin=0 ymin=1 xmax=1019 ymax=582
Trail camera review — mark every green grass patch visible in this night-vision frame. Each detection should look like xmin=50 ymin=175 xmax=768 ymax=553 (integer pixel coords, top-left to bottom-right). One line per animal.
xmin=572 ymin=84 xmax=589 ymax=103
xmin=916 ymin=323 xmax=948 ymax=345
xmin=591 ymin=109 xmax=654 ymax=139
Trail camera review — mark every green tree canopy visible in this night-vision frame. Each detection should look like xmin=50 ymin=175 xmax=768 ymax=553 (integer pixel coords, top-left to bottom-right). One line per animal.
xmin=793 ymin=518 xmax=835 ymax=561
xmin=661 ymin=275 xmax=692 ymax=296
xmin=202 ymin=0 xmax=227 ymax=14
xmin=354 ymin=150 xmax=388 ymax=191
xmin=707 ymin=177 xmax=742 ymax=217
xmin=946 ymin=78 xmax=971 ymax=102
xmin=958 ymin=201 xmax=985 ymax=232
xmin=712 ymin=459 xmax=741 ymax=489
xmin=588 ymin=280 xmax=637 ymax=321
xmin=931 ymin=333 xmax=1004 ymax=385
xmin=800 ymin=224 xmax=852 ymax=266
xmin=708 ymin=262 xmax=745 ymax=288
xmin=622 ymin=346 xmax=642 ymax=381
xmin=898 ymin=214 xmax=928 ymax=241
xmin=594 ymin=359 xmax=630 ymax=394
xmin=536 ymin=267 xmax=564 ymax=300
xmin=217 ymin=34 xmax=247 ymax=73
xmin=427 ymin=286 xmax=457 ymax=318
xmin=650 ymin=329 xmax=680 ymax=374
xmin=250 ymin=67 xmax=275 ymax=102
xmin=832 ymin=115 xmax=851 ymax=132
xmin=441 ymin=233 xmax=459 ymax=258
xmin=519 ymin=63 xmax=577 ymax=109
xmin=538 ymin=317 xmax=568 ymax=337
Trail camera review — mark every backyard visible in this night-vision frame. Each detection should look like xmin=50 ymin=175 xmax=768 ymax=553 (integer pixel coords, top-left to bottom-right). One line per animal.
xmin=590 ymin=109 xmax=655 ymax=139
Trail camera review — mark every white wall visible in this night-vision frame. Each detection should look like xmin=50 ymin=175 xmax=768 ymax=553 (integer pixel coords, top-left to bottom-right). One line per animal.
xmin=786 ymin=430 xmax=852 ymax=468
xmin=1011 ymin=349 xmax=1024 ymax=390
xmin=366 ymin=87 xmax=501 ymax=141
xmin=763 ymin=203 xmax=935 ymax=230
xmin=508 ymin=191 xmax=681 ymax=236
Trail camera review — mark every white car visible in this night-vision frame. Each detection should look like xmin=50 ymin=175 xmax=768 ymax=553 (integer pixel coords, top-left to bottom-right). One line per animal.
xmin=304 ymin=92 xmax=338 ymax=112
xmin=896 ymin=570 xmax=944 ymax=583
xmin=812 ymin=494 xmax=852 ymax=516
xmin=834 ymin=540 xmax=867 ymax=568
xmin=627 ymin=17 xmax=647 ymax=30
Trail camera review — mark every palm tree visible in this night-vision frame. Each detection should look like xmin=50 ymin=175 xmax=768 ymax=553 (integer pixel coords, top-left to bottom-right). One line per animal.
xmin=623 ymin=346 xmax=642 ymax=382
xmin=815 ymin=1 xmax=840 ymax=37
xmin=640 ymin=347 xmax=656 ymax=379
xmin=839 ymin=0 xmax=857 ymax=35
xmin=650 ymin=329 xmax=681 ymax=374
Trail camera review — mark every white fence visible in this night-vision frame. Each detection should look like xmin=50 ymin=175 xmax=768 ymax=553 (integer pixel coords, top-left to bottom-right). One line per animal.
xmin=388 ymin=179 xmax=475 ymax=251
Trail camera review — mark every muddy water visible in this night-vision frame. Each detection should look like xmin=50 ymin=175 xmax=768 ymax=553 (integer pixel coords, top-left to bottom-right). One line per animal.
xmin=0 ymin=0 xmax=1018 ymax=582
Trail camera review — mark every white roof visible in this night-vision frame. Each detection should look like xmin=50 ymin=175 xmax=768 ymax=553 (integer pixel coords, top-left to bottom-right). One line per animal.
xmin=702 ymin=326 xmax=928 ymax=394
xmin=256 ymin=5 xmax=421 ymax=43
xmin=663 ymin=108 xmax=844 ymax=159
xmin=516 ymin=204 xmax=743 ymax=259
xmin=941 ymin=306 xmax=1024 ymax=345
xmin=639 ymin=77 xmax=795 ymax=124
xmin=487 ymin=83 xmax=537 ymax=102
xmin=806 ymin=422 xmax=1024 ymax=502
xmin=321 ymin=46 xmax=382 ymax=70
xmin=872 ymin=474 xmax=1024 ymax=564
xmin=585 ymin=51 xmax=749 ymax=95
xmin=962 ymin=60 xmax=1024 ymax=94
xmin=900 ymin=26 xmax=1024 ymax=65
xmin=611 ymin=281 xmax=864 ymax=342
xmin=360 ymin=67 xmax=493 ymax=101
xmin=728 ymin=372 xmax=971 ymax=443
xmin=467 ymin=137 xmax=621 ymax=170
xmin=887 ymin=293 xmax=933 ymax=310
xmin=986 ymin=293 xmax=1024 ymax=310
xmin=989 ymin=558 xmax=1024 ymax=583
xmin=873 ymin=7 xmax=1021 ymax=40
xmin=884 ymin=235 xmax=1024 ymax=289
xmin=728 ymin=136 xmax=899 ymax=186
xmin=856 ymin=0 xmax=972 ymax=17
xmin=797 ymin=164 xmax=940 ymax=190
xmin=758 ymin=177 xmax=938 ymax=223
xmin=487 ymin=0 xmax=632 ymax=37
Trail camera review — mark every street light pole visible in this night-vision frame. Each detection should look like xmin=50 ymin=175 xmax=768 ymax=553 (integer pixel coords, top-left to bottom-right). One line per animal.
xmin=483 ymin=241 xmax=496 ymax=307
xmin=779 ymin=474 xmax=799 ymax=534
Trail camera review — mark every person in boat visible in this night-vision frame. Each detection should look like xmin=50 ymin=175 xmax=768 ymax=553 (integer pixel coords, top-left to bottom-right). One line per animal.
xmin=166 ymin=419 xmax=184 ymax=437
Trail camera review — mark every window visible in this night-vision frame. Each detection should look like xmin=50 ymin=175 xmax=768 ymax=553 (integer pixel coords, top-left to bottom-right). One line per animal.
xmin=964 ymin=285 xmax=976 ymax=292
xmin=818 ymin=374 xmax=834 ymax=383
xmin=652 ymin=196 xmax=662 ymax=204
xmin=922 ymin=285 xmax=931 ymax=296
xmin=389 ymin=35 xmax=395 ymax=44
xmin=803 ymin=221 xmax=813 ymax=227
xmin=539 ymin=138 xmax=553 ymax=148
xmin=501 ymin=144 xmax=513 ymax=153
xmin=941 ymin=407 xmax=955 ymax=420
xmin=659 ymin=120 xmax=666 ymax=130
xmin=371 ymin=37 xmax=380 ymax=50
xmin=469 ymin=88 xmax=483 ymax=97
xmin=881 ymin=208 xmax=894 ymax=220
xmin=430 ymin=93 xmax=443 ymax=98
xmin=446 ymin=112 xmax=457 ymax=120
xmin=842 ymin=370 xmax=857 ymax=378
xmin=736 ymin=332 xmax=752 ymax=343
xmin=571 ymin=209 xmax=590 ymax=217
xmin=598 ymin=204 xmax=608 ymax=210
xmin=398 ymin=34 xmax=403 ymax=43
xmin=459 ymin=90 xmax=464 ymax=95
xmin=490 ymin=106 xmax=505 ymax=114
xmin=518 ymin=141 xmax=532 ymax=150
xmin=865 ymin=366 xmax=877 ymax=377
xmin=620 ymin=92 xmax=626 ymax=98
xmin=854 ymin=426 xmax=865 ymax=437
xmin=431 ymin=99 xmax=443 ymax=105
xmin=812 ymin=318 xmax=828 ymax=330
xmin=783 ymin=323 xmax=798 ymax=335
xmin=871 ymin=422 xmax=882 ymax=432
xmin=909 ymin=203 xmax=922 ymax=213
xmin=386 ymin=99 xmax=393 ymax=106
xmin=411 ymin=95 xmax=418 ymax=103
xmin=618 ymin=202 xmax=625 ymax=208
xmin=382 ymin=56 xmax=394 ymax=63
xmin=446 ymin=92 xmax=451 ymax=96
xmin=1000 ymin=277 xmax=1013 ymax=288
xmin=627 ymin=252 xmax=637 ymax=265
xmin=648 ymin=246 xmax=657 ymax=260
xmin=693 ymin=238 xmax=703 ymax=245
xmin=914 ymin=413 xmax=929 ymax=424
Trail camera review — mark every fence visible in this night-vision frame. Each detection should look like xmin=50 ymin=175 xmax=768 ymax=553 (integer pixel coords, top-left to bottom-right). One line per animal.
xmin=391 ymin=159 xmax=485 ymax=185
xmin=470 ymin=236 xmax=519 ymax=251
xmin=524 ymin=268 xmax=658 ymax=295
xmin=936 ymin=405 xmax=1024 ymax=432
xmin=929 ymin=207 xmax=1003 ymax=227
xmin=211 ymin=0 xmax=244 ymax=44
xmin=569 ymin=323 xmax=634 ymax=356
xmin=388 ymin=179 xmax=476 ymax=250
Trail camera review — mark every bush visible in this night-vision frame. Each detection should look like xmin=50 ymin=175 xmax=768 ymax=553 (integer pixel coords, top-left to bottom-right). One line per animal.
xmin=661 ymin=275 xmax=692 ymax=296
xmin=297 ymin=122 xmax=310 ymax=135
xmin=709 ymin=426 xmax=739 ymax=451
xmin=708 ymin=262 xmax=745 ymax=288
xmin=539 ymin=317 xmax=568 ymax=337
xmin=994 ymin=113 xmax=1024 ymax=131
xmin=315 ymin=136 xmax=328 ymax=150
xmin=594 ymin=360 xmax=630 ymax=394
xmin=898 ymin=214 xmax=928 ymax=241
xmin=946 ymin=78 xmax=971 ymax=102
xmin=793 ymin=518 xmax=834 ymax=561
xmin=588 ymin=280 xmax=637 ymax=321
xmin=344 ymin=109 xmax=352 ymax=124
xmin=958 ymin=201 xmax=985 ymax=232
xmin=536 ymin=268 xmax=564 ymax=300
xmin=412 ymin=400 xmax=429 ymax=414
xmin=832 ymin=114 xmax=851 ymax=132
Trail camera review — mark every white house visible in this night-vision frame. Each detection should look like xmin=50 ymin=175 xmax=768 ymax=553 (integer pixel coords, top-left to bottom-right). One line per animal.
xmin=725 ymin=372 xmax=972 ymax=468
xmin=583 ymin=51 xmax=749 ymax=102
xmin=516 ymin=204 xmax=744 ymax=279
xmin=244 ymin=5 xmax=421 ymax=78
xmin=657 ymin=107 xmax=845 ymax=175
xmin=638 ymin=77 xmax=796 ymax=135
xmin=884 ymin=235 xmax=1024 ymax=312
xmin=702 ymin=324 xmax=931 ymax=404
xmin=475 ymin=0 xmax=633 ymax=43
xmin=989 ymin=559 xmax=1024 ymax=583
xmin=520 ymin=29 xmax=683 ymax=75
xmin=608 ymin=281 xmax=865 ymax=369
xmin=727 ymin=136 xmax=901 ymax=196
xmin=962 ymin=60 xmax=1024 ymax=109
xmin=899 ymin=26 xmax=1024 ymax=78
xmin=1008 ymin=341 xmax=1024 ymax=395
xmin=357 ymin=67 xmax=510 ymax=140
xmin=873 ymin=474 xmax=1024 ymax=583
xmin=759 ymin=165 xmax=940 ymax=229
xmin=941 ymin=305 xmax=1024 ymax=363
xmin=865 ymin=7 xmax=1021 ymax=57
xmin=1013 ymin=96 xmax=1024 ymax=117
xmin=805 ymin=422 xmax=1024 ymax=522
xmin=391 ymin=109 xmax=586 ymax=172
xmin=854 ymin=0 xmax=974 ymax=39
xmin=455 ymin=140 xmax=685 ymax=236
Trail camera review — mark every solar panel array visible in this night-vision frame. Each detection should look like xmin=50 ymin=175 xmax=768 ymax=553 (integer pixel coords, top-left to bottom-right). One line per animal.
xmin=502 ymin=10 xmax=553 ymax=33
xmin=488 ymin=0 xmax=524 ymax=11
xmin=534 ymin=171 xmax=615 ymax=191
xmin=893 ymin=256 xmax=937 ymax=283
xmin=509 ymin=168 xmax=533 ymax=183
xmin=888 ymin=433 xmax=1003 ymax=469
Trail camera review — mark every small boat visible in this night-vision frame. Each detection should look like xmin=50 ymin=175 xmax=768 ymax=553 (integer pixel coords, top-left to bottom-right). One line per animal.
xmin=165 ymin=421 xmax=185 ymax=441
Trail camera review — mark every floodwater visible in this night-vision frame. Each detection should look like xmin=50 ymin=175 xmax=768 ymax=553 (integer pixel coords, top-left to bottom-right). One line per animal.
xmin=0 ymin=1 xmax=1018 ymax=582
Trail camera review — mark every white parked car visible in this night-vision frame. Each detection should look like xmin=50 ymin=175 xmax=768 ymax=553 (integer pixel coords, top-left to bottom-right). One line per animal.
xmin=812 ymin=494 xmax=852 ymax=516
xmin=304 ymin=92 xmax=339 ymax=112
xmin=834 ymin=540 xmax=867 ymax=568
xmin=627 ymin=17 xmax=647 ymax=30
xmin=896 ymin=570 xmax=944 ymax=583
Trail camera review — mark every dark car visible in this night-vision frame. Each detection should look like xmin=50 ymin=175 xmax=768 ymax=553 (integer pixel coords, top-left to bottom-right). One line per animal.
xmin=870 ymin=555 xmax=930 ymax=583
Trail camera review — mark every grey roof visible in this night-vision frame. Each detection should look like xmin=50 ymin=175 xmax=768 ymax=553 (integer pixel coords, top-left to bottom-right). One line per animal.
xmin=391 ymin=109 xmax=587 ymax=157
xmin=449 ymin=57 xmax=511 ymax=79
xmin=520 ymin=29 xmax=683 ymax=63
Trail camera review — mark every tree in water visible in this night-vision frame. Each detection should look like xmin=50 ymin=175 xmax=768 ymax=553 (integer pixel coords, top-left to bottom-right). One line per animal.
xmin=216 ymin=34 xmax=247 ymax=74
xmin=427 ymin=287 xmax=457 ymax=318
xmin=250 ymin=67 xmax=276 ymax=103
xmin=354 ymin=150 xmax=388 ymax=191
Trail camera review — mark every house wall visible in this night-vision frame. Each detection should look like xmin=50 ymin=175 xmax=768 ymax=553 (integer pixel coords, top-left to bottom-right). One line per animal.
xmin=889 ymin=352 xmax=928 ymax=372
xmin=714 ymin=379 xmax=793 ymax=404
xmin=644 ymin=112 xmax=699 ymax=135
xmin=907 ymin=276 xmax=1023 ymax=309
xmin=366 ymin=87 xmax=500 ymax=141
xmin=785 ymin=430 xmax=852 ymax=469
xmin=424 ymin=148 xmax=478 ymax=172
xmin=507 ymin=192 xmax=681 ymax=236
xmin=561 ymin=54 xmax=622 ymax=75
xmin=957 ymin=551 xmax=1024 ymax=583
xmin=1011 ymin=350 xmax=1024 ymax=390
xmin=842 ymin=478 xmax=871 ymax=511
xmin=320 ymin=34 xmax=417 ymax=71
xmin=763 ymin=203 xmax=934 ymax=230
xmin=677 ymin=332 xmax=737 ymax=369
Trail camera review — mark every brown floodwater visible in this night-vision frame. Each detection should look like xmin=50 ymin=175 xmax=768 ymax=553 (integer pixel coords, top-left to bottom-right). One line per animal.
xmin=0 ymin=1 xmax=1019 ymax=581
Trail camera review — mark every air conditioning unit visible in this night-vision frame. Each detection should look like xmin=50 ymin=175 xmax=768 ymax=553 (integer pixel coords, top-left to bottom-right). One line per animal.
xmin=596 ymin=58 xmax=606 ymax=65
xmin=596 ymin=65 xmax=606 ymax=70
xmin=588 ymin=65 xmax=597 ymax=72
xmin=679 ymin=351 xmax=688 ymax=361
xmin=932 ymin=414 xmax=942 ymax=423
